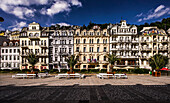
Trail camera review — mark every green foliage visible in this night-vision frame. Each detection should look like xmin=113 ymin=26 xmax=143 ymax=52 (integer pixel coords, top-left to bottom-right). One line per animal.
xmin=26 ymin=53 xmax=39 ymax=71
xmin=149 ymin=54 xmax=168 ymax=70
xmin=49 ymin=69 xmax=59 ymax=73
xmin=90 ymin=69 xmax=99 ymax=73
xmin=80 ymin=69 xmax=88 ymax=73
xmin=73 ymin=69 xmax=80 ymax=73
xmin=137 ymin=17 xmax=170 ymax=32
xmin=99 ymin=69 xmax=107 ymax=73
xmin=21 ymin=69 xmax=31 ymax=73
xmin=107 ymin=54 xmax=120 ymax=65
xmin=65 ymin=55 xmax=78 ymax=72
xmin=40 ymin=69 xmax=49 ymax=73
xmin=60 ymin=69 xmax=68 ymax=73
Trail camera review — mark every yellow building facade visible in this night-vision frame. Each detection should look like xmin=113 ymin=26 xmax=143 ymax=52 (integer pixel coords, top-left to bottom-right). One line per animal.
xmin=20 ymin=22 xmax=49 ymax=70
xmin=74 ymin=26 xmax=110 ymax=70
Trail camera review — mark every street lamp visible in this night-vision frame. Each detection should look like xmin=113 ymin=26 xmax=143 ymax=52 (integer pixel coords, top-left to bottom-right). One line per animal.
xmin=0 ymin=17 xmax=4 ymax=22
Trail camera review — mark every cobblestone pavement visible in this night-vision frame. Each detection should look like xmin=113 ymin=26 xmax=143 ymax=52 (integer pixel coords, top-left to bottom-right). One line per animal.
xmin=0 ymin=84 xmax=170 ymax=103
xmin=0 ymin=74 xmax=170 ymax=103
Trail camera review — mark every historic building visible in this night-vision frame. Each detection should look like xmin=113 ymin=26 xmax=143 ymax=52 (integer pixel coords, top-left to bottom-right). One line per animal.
xmin=139 ymin=27 xmax=169 ymax=69
xmin=50 ymin=26 xmax=74 ymax=71
xmin=0 ymin=36 xmax=10 ymax=70
xmin=74 ymin=25 xmax=110 ymax=70
xmin=20 ymin=22 xmax=49 ymax=70
xmin=0 ymin=40 xmax=20 ymax=69
xmin=108 ymin=20 xmax=139 ymax=69
xmin=8 ymin=31 xmax=20 ymax=40
xmin=167 ymin=28 xmax=170 ymax=69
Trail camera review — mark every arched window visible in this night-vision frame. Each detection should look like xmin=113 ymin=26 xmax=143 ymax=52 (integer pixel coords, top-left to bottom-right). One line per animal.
xmin=97 ymin=39 xmax=99 ymax=44
xmin=84 ymin=39 xmax=86 ymax=43
xmin=9 ymin=42 xmax=13 ymax=46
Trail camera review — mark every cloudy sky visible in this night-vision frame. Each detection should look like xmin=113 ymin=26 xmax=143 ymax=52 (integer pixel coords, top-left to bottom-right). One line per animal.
xmin=0 ymin=0 xmax=170 ymax=31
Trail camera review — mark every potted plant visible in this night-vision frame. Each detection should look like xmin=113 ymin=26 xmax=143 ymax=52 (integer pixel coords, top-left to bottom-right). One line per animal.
xmin=65 ymin=55 xmax=78 ymax=73
xmin=107 ymin=53 xmax=121 ymax=73
xmin=149 ymin=54 xmax=168 ymax=77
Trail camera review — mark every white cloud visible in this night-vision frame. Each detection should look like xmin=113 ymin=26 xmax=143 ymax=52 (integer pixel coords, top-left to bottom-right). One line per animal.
xmin=154 ymin=5 xmax=165 ymax=13
xmin=137 ymin=5 xmax=170 ymax=22
xmin=46 ymin=1 xmax=71 ymax=16
xmin=136 ymin=13 xmax=143 ymax=17
xmin=0 ymin=0 xmax=82 ymax=19
xmin=8 ymin=21 xmax=27 ymax=31
xmin=138 ymin=19 xmax=142 ymax=22
xmin=57 ymin=22 xmax=71 ymax=26
xmin=41 ymin=0 xmax=82 ymax=16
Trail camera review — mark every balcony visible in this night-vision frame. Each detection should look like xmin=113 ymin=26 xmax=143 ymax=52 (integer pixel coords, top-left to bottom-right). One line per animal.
xmin=39 ymin=53 xmax=48 ymax=57
xmin=39 ymin=45 xmax=47 ymax=48
xmin=21 ymin=45 xmax=28 ymax=48
xmin=87 ymin=59 xmax=99 ymax=64
xmin=161 ymin=39 xmax=168 ymax=43
xmin=131 ymin=48 xmax=138 ymax=50
xmin=29 ymin=36 xmax=40 ymax=40
xmin=40 ymin=62 xmax=47 ymax=66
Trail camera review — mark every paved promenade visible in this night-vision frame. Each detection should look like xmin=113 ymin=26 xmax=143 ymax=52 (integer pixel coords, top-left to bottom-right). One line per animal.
xmin=0 ymin=74 xmax=170 ymax=103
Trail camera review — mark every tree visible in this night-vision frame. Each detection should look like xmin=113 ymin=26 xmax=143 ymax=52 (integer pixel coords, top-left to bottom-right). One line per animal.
xmin=65 ymin=55 xmax=78 ymax=73
xmin=107 ymin=54 xmax=121 ymax=72
xmin=149 ymin=54 xmax=168 ymax=71
xmin=26 ymin=53 xmax=39 ymax=72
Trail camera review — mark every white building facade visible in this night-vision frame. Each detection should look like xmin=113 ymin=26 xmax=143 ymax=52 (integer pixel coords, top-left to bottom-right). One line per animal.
xmin=1 ymin=41 xmax=20 ymax=69
xmin=139 ymin=27 xmax=169 ymax=69
xmin=108 ymin=20 xmax=139 ymax=69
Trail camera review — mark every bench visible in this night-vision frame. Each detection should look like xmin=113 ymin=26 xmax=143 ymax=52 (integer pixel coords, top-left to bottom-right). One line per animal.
xmin=114 ymin=74 xmax=128 ymax=79
xmin=38 ymin=73 xmax=49 ymax=78
xmin=12 ymin=73 xmax=27 ymax=79
xmin=12 ymin=73 xmax=36 ymax=79
xmin=55 ymin=73 xmax=85 ymax=79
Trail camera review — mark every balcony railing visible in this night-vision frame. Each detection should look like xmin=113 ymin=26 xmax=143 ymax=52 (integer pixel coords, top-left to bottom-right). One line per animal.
xmin=29 ymin=36 xmax=40 ymax=39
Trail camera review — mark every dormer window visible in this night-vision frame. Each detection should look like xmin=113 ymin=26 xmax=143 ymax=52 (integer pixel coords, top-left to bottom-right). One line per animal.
xmin=15 ymin=42 xmax=18 ymax=46
xmin=29 ymin=33 xmax=33 ymax=36
xmin=3 ymin=42 xmax=7 ymax=46
xmin=32 ymin=26 xmax=36 ymax=30
xmin=9 ymin=42 xmax=12 ymax=46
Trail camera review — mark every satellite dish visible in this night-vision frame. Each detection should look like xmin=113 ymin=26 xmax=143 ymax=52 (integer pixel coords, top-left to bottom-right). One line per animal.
xmin=0 ymin=17 xmax=4 ymax=22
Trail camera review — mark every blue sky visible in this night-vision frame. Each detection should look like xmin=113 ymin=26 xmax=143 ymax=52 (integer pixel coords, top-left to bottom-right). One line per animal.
xmin=0 ymin=0 xmax=170 ymax=31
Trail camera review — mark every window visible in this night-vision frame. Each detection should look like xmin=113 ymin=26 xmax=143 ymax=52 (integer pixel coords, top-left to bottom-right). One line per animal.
xmin=14 ymin=56 xmax=16 ymax=60
xmin=97 ymin=47 xmax=99 ymax=52
xmin=103 ymin=47 xmax=106 ymax=52
xmin=104 ymin=56 xmax=106 ymax=61
xmin=69 ymin=48 xmax=71 ymax=54
xmin=6 ymin=49 xmax=8 ymax=53
xmin=83 ymin=47 xmax=86 ymax=52
xmin=44 ymin=40 xmax=46 ymax=46
xmin=97 ymin=56 xmax=99 ymax=61
xmin=10 ymin=49 xmax=12 ymax=53
xmin=92 ymin=47 xmax=93 ymax=52
xmin=17 ymin=49 xmax=20 ymax=53
xmin=32 ymin=26 xmax=36 ymax=30
xmin=41 ymin=40 xmax=43 ymax=45
xmin=35 ymin=41 xmax=38 ymax=45
xmin=13 ymin=63 xmax=15 ymax=67
xmin=69 ymin=40 xmax=71 ymax=44
xmin=84 ymin=32 xmax=86 ymax=36
xmin=2 ymin=49 xmax=4 ymax=53
xmin=83 ymin=56 xmax=86 ymax=61
xmin=17 ymin=56 xmax=19 ymax=60
xmin=14 ymin=49 xmax=16 ymax=53
xmin=25 ymin=40 xmax=27 ymax=45
xmin=89 ymin=39 xmax=91 ymax=44
xmin=76 ymin=47 xmax=79 ymax=52
xmin=89 ymin=47 xmax=91 ymax=52
xmin=83 ymin=39 xmax=86 ymax=43
xmin=55 ymin=57 xmax=58 ymax=61
xmin=92 ymin=39 xmax=93 ymax=44
xmin=55 ymin=48 xmax=58 ymax=53
xmin=83 ymin=65 xmax=86 ymax=68
xmin=2 ymin=56 xmax=4 ymax=60
xmin=9 ymin=56 xmax=12 ymax=60
xmin=97 ymin=39 xmax=99 ymax=44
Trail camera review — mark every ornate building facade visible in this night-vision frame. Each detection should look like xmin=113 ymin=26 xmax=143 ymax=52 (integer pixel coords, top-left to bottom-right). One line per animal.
xmin=20 ymin=22 xmax=49 ymax=70
xmin=74 ymin=25 xmax=110 ymax=70
xmin=108 ymin=20 xmax=139 ymax=69
xmin=139 ymin=27 xmax=169 ymax=69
